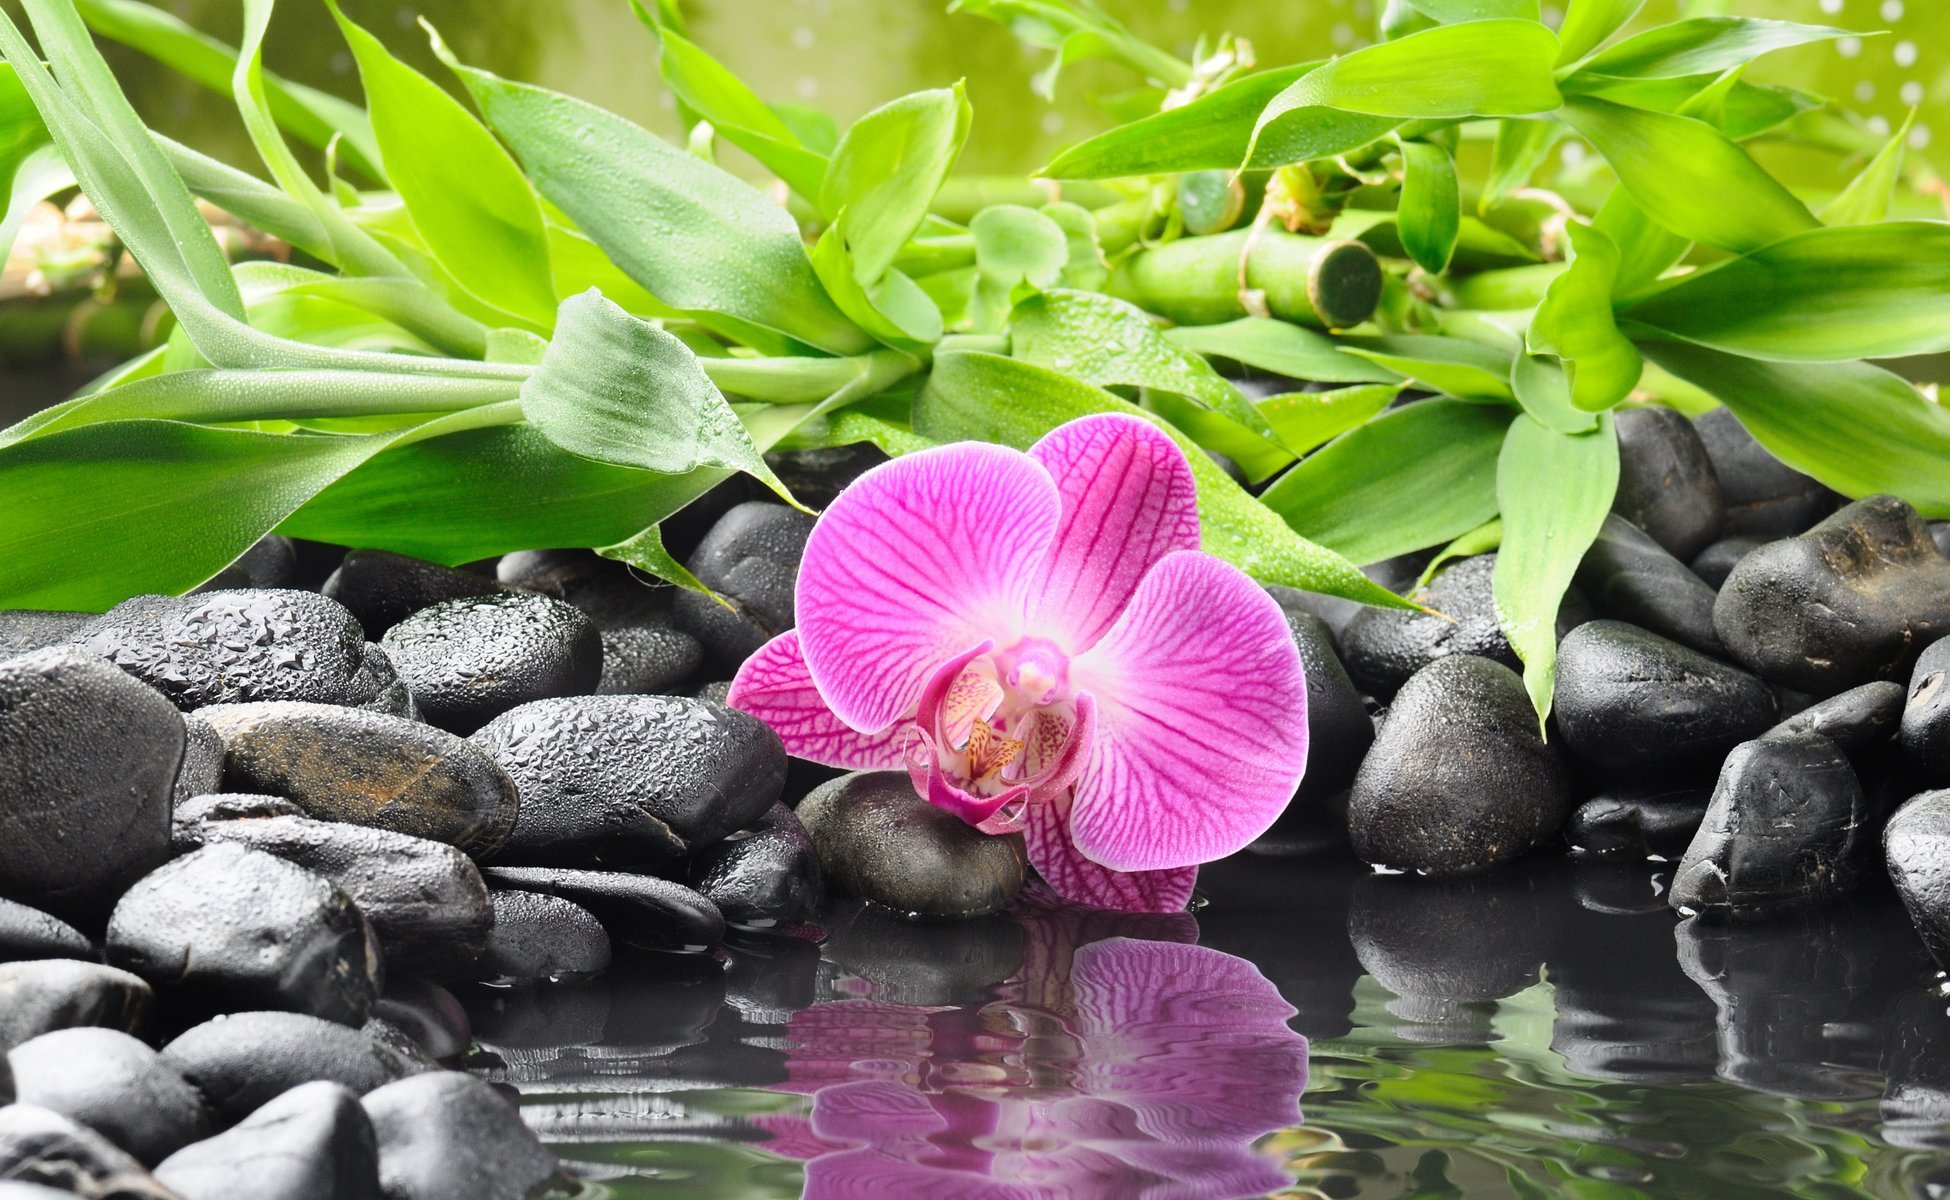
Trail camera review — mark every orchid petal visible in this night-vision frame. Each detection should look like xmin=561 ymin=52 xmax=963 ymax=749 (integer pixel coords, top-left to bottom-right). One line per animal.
xmin=1070 ymin=551 xmax=1308 ymax=872
xmin=1025 ymin=793 xmax=1198 ymax=914
xmin=727 ymin=632 xmax=908 ymax=770
xmin=1026 ymin=413 xmax=1200 ymax=653
xmin=797 ymin=443 xmax=1060 ymax=733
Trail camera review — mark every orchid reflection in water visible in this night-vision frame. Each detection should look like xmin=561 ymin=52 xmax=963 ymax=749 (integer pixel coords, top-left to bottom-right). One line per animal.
xmin=730 ymin=413 xmax=1310 ymax=912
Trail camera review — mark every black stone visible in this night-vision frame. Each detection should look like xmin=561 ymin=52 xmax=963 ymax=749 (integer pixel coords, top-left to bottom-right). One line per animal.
xmin=1554 ymin=620 xmax=1777 ymax=776
xmin=496 ymin=549 xmax=669 ymax=629
xmin=1694 ymin=408 xmax=1838 ymax=538
xmin=171 ymin=793 xmax=305 ymax=837
xmin=0 ymin=613 xmax=92 ymax=660
xmin=1567 ymin=782 xmax=1714 ymax=858
xmin=595 ymin=623 xmax=704 ymax=696
xmin=362 ymin=1071 xmax=568 ymax=1200
xmin=1903 ymin=638 xmax=1950 ymax=783
xmin=6 ymin=1029 xmax=212 ymax=1166
xmin=0 ymin=648 xmax=181 ymax=915
xmin=106 ymin=844 xmax=383 ymax=1026
xmin=764 ymin=442 xmax=887 ymax=510
xmin=1348 ymin=655 xmax=1570 ymax=875
xmin=671 ymin=501 xmax=816 ymax=672
xmin=369 ymin=980 xmax=472 ymax=1063
xmin=797 ymin=771 xmax=1027 ymax=918
xmin=1612 ymin=406 xmax=1725 ymax=561
xmin=481 ymin=866 xmax=723 ymax=952
xmin=1576 ymin=515 xmax=1725 ymax=657
xmin=483 ymin=891 xmax=611 ymax=980
xmin=1265 ymin=553 xmax=1426 ymax=642
xmin=172 ymin=714 xmax=224 ymax=807
xmin=0 ymin=901 xmax=90 ymax=965
xmin=1715 ymin=495 xmax=1950 ymax=694
xmin=161 ymin=1012 xmax=420 ymax=1126
xmin=1933 ymin=521 xmax=1950 ymax=560
xmin=1267 ymin=596 xmax=1371 ymax=809
xmin=1768 ymin=680 xmax=1907 ymax=759
xmin=196 ymin=702 xmax=519 ymax=860
xmin=0 ymin=1104 xmax=175 ymax=1199
xmin=1887 ymin=791 xmax=1950 ymax=969
xmin=1690 ymin=535 xmax=1768 ymax=590
xmin=0 ymin=961 xmax=151 ymax=1053
xmin=472 ymin=695 xmax=784 ymax=865
xmin=153 ymin=1081 xmax=380 ymax=1200
xmin=380 ymin=595 xmax=602 ymax=735
xmin=323 ymin=549 xmax=513 ymax=639
xmin=1669 ymin=732 xmax=1866 ymax=920
xmin=194 ymin=535 xmax=300 ymax=593
xmin=688 ymin=803 xmax=825 ymax=930
xmin=816 ymin=900 xmax=1024 ymax=1005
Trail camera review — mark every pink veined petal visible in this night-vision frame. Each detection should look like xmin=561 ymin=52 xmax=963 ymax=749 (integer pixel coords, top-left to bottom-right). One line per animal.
xmin=1025 ymin=413 xmax=1200 ymax=653
xmin=1069 ymin=550 xmax=1309 ymax=872
xmin=1025 ymin=793 xmax=1199 ymax=915
xmin=726 ymin=632 xmax=908 ymax=770
xmin=796 ymin=443 xmax=1061 ymax=733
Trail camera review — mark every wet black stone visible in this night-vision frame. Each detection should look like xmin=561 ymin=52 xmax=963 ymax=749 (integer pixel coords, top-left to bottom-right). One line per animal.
xmin=1268 ymin=597 xmax=1371 ymax=810
xmin=161 ymin=1011 xmax=420 ymax=1126
xmin=1903 ymin=638 xmax=1950 ymax=783
xmin=1886 ymin=791 xmax=1950 ymax=969
xmin=170 ymin=793 xmax=305 ymax=837
xmin=72 ymin=590 xmax=399 ymax=712
xmin=595 ymin=623 xmax=704 ymax=695
xmin=472 ymin=695 xmax=784 ymax=866
xmin=172 ymin=714 xmax=224 ymax=807
xmin=1567 ymin=782 xmax=1715 ymax=858
xmin=496 ymin=549 xmax=670 ymax=629
xmin=0 ymin=901 xmax=90 ymax=965
xmin=688 ymin=803 xmax=825 ymax=930
xmin=1694 ymin=408 xmax=1838 ymax=538
xmin=362 ymin=1071 xmax=568 ymax=1200
xmin=370 ymin=980 xmax=472 ymax=1063
xmin=1669 ymin=732 xmax=1867 ymax=920
xmin=106 ymin=844 xmax=383 ymax=1026
xmin=1769 ymin=680 xmax=1907 ymax=759
xmin=1715 ymin=495 xmax=1950 ymax=695
xmin=481 ymin=866 xmax=723 ymax=952
xmin=179 ymin=814 xmax=492 ymax=978
xmin=0 ymin=1104 xmax=175 ymax=1198
xmin=797 ymin=771 xmax=1027 ymax=918
xmin=153 ymin=1081 xmax=379 ymax=1200
xmin=818 ymin=899 xmax=1025 ymax=1005
xmin=1349 ymin=655 xmax=1570 ymax=876
xmin=671 ymin=502 xmax=816 ymax=672
xmin=0 ymin=961 xmax=151 ymax=1054
xmin=323 ymin=549 xmax=514 ymax=640
xmin=1690 ymin=535 xmax=1768 ymax=591
xmin=1612 ymin=406 xmax=1725 ymax=561
xmin=764 ymin=443 xmax=888 ymax=510
xmin=193 ymin=535 xmax=300 ymax=595
xmin=0 ymin=648 xmax=181 ymax=915
xmin=380 ymin=595 xmax=601 ymax=735
xmin=1934 ymin=522 xmax=1950 ymax=559
xmin=6 ymin=1029 xmax=212 ymax=1166
xmin=1265 ymin=554 xmax=1426 ymax=642
xmin=483 ymin=891 xmax=611 ymax=980
xmin=1554 ymin=620 xmax=1777 ymax=776
xmin=1576 ymin=515 xmax=1725 ymax=657
xmin=196 ymin=701 xmax=520 ymax=860
xmin=0 ymin=613 xmax=92 ymax=659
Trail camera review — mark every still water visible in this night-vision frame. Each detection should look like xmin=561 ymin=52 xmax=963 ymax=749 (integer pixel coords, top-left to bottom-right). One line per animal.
xmin=457 ymin=851 xmax=1950 ymax=1199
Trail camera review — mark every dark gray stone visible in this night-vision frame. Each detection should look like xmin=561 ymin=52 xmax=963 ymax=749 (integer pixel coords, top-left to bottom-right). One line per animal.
xmin=1887 ymin=791 xmax=1950 ymax=969
xmin=1576 ymin=515 xmax=1725 ymax=657
xmin=0 ymin=648 xmax=181 ymax=914
xmin=0 ymin=1104 xmax=175 ymax=1199
xmin=1694 ymin=408 xmax=1838 ymax=537
xmin=162 ymin=1012 xmax=420 ymax=1126
xmin=1768 ymin=680 xmax=1907 ymax=758
xmin=496 ymin=549 xmax=669 ymax=629
xmin=154 ymin=1081 xmax=379 ymax=1200
xmin=1904 ymin=638 xmax=1950 ymax=783
xmin=689 ymin=803 xmax=825 ymax=930
xmin=380 ymin=595 xmax=601 ymax=735
xmin=1690 ymin=535 xmax=1768 ymax=590
xmin=323 ymin=549 xmax=512 ymax=640
xmin=1933 ymin=522 xmax=1950 ymax=560
xmin=0 ymin=961 xmax=151 ymax=1053
xmin=106 ymin=844 xmax=382 ymax=1026
xmin=1669 ymin=732 xmax=1866 ymax=920
xmin=1349 ymin=871 xmax=1564 ymax=1023
xmin=595 ymin=623 xmax=703 ymax=696
xmin=1264 ymin=553 xmax=1425 ymax=642
xmin=179 ymin=815 xmax=491 ymax=978
xmin=194 ymin=535 xmax=300 ymax=593
xmin=171 ymin=793 xmax=305 ymax=838
xmin=1348 ymin=655 xmax=1570 ymax=875
xmin=671 ymin=502 xmax=816 ymax=672
xmin=1554 ymin=620 xmax=1777 ymax=776
xmin=1612 ymin=406 xmax=1725 ymax=561
xmin=483 ymin=891 xmax=611 ymax=980
xmin=472 ymin=695 xmax=784 ymax=866
xmin=0 ymin=901 xmax=90 ymax=965
xmin=797 ymin=771 xmax=1027 ymax=918
xmin=171 ymin=715 xmax=224 ymax=807
xmin=369 ymin=980 xmax=471 ymax=1064
xmin=6 ymin=1029 xmax=212 ymax=1166
xmin=481 ymin=866 xmax=723 ymax=952
xmin=1715 ymin=495 xmax=1950 ymax=694
xmin=1567 ymin=782 xmax=1714 ymax=858
xmin=1267 ymin=595 xmax=1371 ymax=808
xmin=196 ymin=702 xmax=519 ymax=860
xmin=765 ymin=442 xmax=887 ymax=510
xmin=0 ymin=613 xmax=92 ymax=660
xmin=362 ymin=1072 xmax=567 ymax=1200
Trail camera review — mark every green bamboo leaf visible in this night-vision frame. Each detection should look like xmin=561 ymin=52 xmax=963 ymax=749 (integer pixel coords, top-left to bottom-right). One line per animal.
xmin=1417 ymin=517 xmax=1503 ymax=588
xmin=1557 ymin=95 xmax=1816 ymax=253
xmin=1162 ymin=318 xmax=1402 ymax=385
xmin=1395 ymin=136 xmax=1460 ymax=273
xmin=1621 ymin=222 xmax=1950 ymax=363
xmin=1 ymin=145 xmax=69 ymax=269
xmin=1571 ymin=17 xmax=1857 ymax=81
xmin=157 ymin=135 xmax=326 ymax=260
xmin=644 ymin=21 xmax=830 ymax=204
xmin=1589 ymin=184 xmax=1688 ymax=300
xmin=1527 ymin=221 xmax=1641 ymax=411
xmin=915 ymin=350 xmax=1414 ymax=609
xmin=1258 ymin=398 xmax=1514 ymax=565
xmin=810 ymin=215 xmax=944 ymax=346
xmin=1819 ymin=108 xmax=1914 ymax=226
xmin=1493 ymin=412 xmax=1619 ymax=724
xmin=1142 ymin=392 xmax=1294 ymax=484
xmin=1509 ymin=354 xmax=1601 ymax=433
xmin=1338 ymin=335 xmax=1515 ymax=402
xmin=1258 ymin=383 xmax=1405 ymax=455
xmin=1483 ymin=117 xmax=1562 ymax=210
xmin=1555 ymin=0 xmax=1645 ymax=65
xmin=1408 ymin=0 xmax=1540 ymax=21
xmin=823 ymin=85 xmax=971 ymax=286
xmin=1640 ymin=342 xmax=1950 ymax=516
xmin=1043 ymin=201 xmax=1108 ymax=290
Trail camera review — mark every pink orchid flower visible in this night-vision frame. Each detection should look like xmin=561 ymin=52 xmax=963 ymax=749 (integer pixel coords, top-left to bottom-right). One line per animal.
xmin=728 ymin=413 xmax=1309 ymax=913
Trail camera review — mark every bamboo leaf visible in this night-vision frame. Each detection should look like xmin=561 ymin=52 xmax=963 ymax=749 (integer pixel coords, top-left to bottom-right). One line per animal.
xmin=1555 ymin=0 xmax=1645 ymax=65
xmin=1589 ymin=183 xmax=1689 ymax=299
xmin=1820 ymin=108 xmax=1913 ymax=226
xmin=1483 ymin=117 xmax=1562 ymax=210
xmin=643 ymin=20 xmax=830 ymax=204
xmin=1527 ymin=221 xmax=1641 ymax=411
xmin=1258 ymin=383 xmax=1405 ymax=455
xmin=1163 ymin=318 xmax=1401 ymax=385
xmin=822 ymin=85 xmax=970 ymax=286
xmin=1408 ymin=0 xmax=1540 ymax=21
xmin=1509 ymin=354 xmax=1601 ymax=433
xmin=810 ymin=215 xmax=944 ymax=346
xmin=1572 ymin=17 xmax=1857 ymax=81
xmin=1338 ymin=335 xmax=1515 ymax=402
xmin=1395 ymin=136 xmax=1460 ymax=273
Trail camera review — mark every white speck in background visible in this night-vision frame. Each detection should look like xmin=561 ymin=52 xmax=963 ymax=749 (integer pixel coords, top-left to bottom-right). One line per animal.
xmin=1857 ymin=81 xmax=1877 ymax=102
xmin=796 ymin=76 xmax=819 ymax=100
xmin=791 ymin=25 xmax=815 ymax=50
xmin=1902 ymin=80 xmax=1926 ymax=105
xmin=1040 ymin=112 xmax=1065 ymax=135
xmin=1820 ymin=0 xmax=1844 ymax=12
xmin=1894 ymin=40 xmax=1919 ymax=68
xmin=1912 ymin=123 xmax=1934 ymax=149
xmin=1868 ymin=114 xmax=1892 ymax=135
xmin=1882 ymin=0 xmax=1905 ymax=20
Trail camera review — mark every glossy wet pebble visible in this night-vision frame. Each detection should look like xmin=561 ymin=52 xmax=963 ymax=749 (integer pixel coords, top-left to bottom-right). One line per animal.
xmin=1576 ymin=515 xmax=1725 ymax=657
xmin=0 ymin=648 xmax=180 ymax=915
xmin=171 ymin=713 xmax=224 ymax=806
xmin=0 ymin=901 xmax=91 ymax=965
xmin=196 ymin=701 xmax=519 ymax=859
xmin=672 ymin=501 xmax=816 ymax=672
xmin=370 ymin=980 xmax=472 ymax=1064
xmin=1349 ymin=655 xmax=1570 ymax=875
xmin=797 ymin=771 xmax=1028 ymax=918
xmin=0 ymin=612 xmax=92 ymax=659
xmin=1567 ymin=782 xmax=1715 ymax=859
xmin=1886 ymin=791 xmax=1950 ymax=969
xmin=154 ymin=1081 xmax=379 ymax=1200
xmin=1903 ymin=638 xmax=1950 ymax=783
xmin=1554 ymin=620 xmax=1776 ymax=776
xmin=484 ymin=891 xmax=611 ymax=980
xmin=1268 ymin=597 xmax=1371 ymax=809
xmin=1690 ymin=535 xmax=1768 ymax=590
xmin=1770 ymin=680 xmax=1907 ymax=758
xmin=194 ymin=534 xmax=300 ymax=593
xmin=481 ymin=866 xmax=723 ymax=951
xmin=765 ymin=442 xmax=887 ymax=510
xmin=472 ymin=695 xmax=784 ymax=865
xmin=0 ymin=961 xmax=151 ymax=1054
xmin=1693 ymin=408 xmax=1837 ymax=538
xmin=381 ymin=594 xmax=601 ymax=735
xmin=497 ymin=548 xmax=666 ymax=628
xmin=1715 ymin=496 xmax=1950 ymax=695
xmin=5 ymin=1029 xmax=212 ymax=1166
xmin=689 ymin=803 xmax=826 ymax=929
xmin=161 ymin=1011 xmax=420 ymax=1125
xmin=362 ymin=1071 xmax=568 ymax=1200
xmin=595 ymin=622 xmax=704 ymax=695
xmin=106 ymin=844 xmax=383 ymax=1026
xmin=323 ymin=548 xmax=511 ymax=639
xmin=1612 ymin=406 xmax=1725 ymax=561
xmin=0 ymin=1103 xmax=175 ymax=1198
